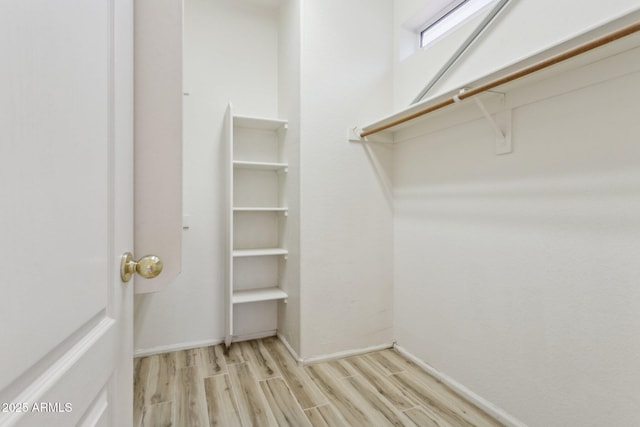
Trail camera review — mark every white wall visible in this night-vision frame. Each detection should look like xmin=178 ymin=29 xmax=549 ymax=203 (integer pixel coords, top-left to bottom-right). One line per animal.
xmin=298 ymin=0 xmax=395 ymax=359
xmin=134 ymin=0 xmax=280 ymax=353
xmin=392 ymin=3 xmax=640 ymax=424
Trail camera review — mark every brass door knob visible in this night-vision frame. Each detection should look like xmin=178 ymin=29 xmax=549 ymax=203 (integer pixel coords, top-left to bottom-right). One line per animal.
xmin=120 ymin=252 xmax=163 ymax=282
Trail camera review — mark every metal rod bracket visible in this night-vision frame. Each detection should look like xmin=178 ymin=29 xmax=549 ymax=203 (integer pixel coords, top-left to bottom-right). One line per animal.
xmin=473 ymin=97 xmax=512 ymax=155
xmin=348 ymin=127 xmax=394 ymax=144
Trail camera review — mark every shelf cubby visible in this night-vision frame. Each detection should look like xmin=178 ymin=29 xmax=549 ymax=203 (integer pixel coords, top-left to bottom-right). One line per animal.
xmin=232 ymin=287 xmax=288 ymax=304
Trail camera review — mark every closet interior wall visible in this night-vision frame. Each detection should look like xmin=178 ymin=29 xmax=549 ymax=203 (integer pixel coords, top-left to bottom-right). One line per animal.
xmin=392 ymin=1 xmax=640 ymax=425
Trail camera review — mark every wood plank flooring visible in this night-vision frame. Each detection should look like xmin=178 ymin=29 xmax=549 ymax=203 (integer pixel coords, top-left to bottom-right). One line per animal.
xmin=134 ymin=337 xmax=504 ymax=427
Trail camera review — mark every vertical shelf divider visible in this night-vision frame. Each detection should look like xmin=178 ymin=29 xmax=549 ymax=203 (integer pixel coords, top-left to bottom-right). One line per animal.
xmin=225 ymin=104 xmax=234 ymax=350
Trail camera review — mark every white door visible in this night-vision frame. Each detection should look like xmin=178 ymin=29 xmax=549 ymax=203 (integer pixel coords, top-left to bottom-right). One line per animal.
xmin=0 ymin=1 xmax=134 ymax=426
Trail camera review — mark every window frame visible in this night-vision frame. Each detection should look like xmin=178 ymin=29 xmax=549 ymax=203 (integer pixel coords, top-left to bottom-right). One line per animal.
xmin=419 ymin=0 xmax=495 ymax=48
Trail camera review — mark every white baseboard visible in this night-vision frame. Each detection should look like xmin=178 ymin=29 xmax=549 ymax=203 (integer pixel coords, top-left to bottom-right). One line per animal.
xmin=134 ymin=338 xmax=224 ymax=358
xmin=134 ymin=330 xmax=279 ymax=358
xmin=232 ymin=329 xmax=278 ymax=343
xmin=302 ymin=342 xmax=394 ymax=366
xmin=393 ymin=344 xmax=527 ymax=427
xmin=276 ymin=333 xmax=304 ymax=365
xmin=275 ymin=337 xmax=394 ymax=367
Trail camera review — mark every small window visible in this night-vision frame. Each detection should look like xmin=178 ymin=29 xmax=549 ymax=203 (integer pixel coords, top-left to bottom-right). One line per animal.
xmin=420 ymin=0 xmax=495 ymax=48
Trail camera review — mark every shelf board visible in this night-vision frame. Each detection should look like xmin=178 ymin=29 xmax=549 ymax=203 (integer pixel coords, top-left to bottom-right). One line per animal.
xmin=233 ymin=207 xmax=288 ymax=212
xmin=234 ymin=115 xmax=288 ymax=131
xmin=233 ymin=161 xmax=288 ymax=171
xmin=232 ymin=248 xmax=288 ymax=257
xmin=232 ymin=287 xmax=288 ymax=304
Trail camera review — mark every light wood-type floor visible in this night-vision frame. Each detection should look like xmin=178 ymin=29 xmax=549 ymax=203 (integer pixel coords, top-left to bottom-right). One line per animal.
xmin=134 ymin=337 xmax=503 ymax=427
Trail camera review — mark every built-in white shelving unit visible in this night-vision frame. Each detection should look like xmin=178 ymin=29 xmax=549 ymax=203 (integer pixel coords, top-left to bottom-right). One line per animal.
xmin=225 ymin=104 xmax=289 ymax=350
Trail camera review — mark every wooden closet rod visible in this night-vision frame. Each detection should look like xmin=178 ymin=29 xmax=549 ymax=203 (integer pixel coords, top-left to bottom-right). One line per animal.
xmin=360 ymin=21 xmax=640 ymax=138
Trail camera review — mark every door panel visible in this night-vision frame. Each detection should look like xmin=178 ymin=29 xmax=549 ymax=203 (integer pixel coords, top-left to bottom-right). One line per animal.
xmin=0 ymin=1 xmax=133 ymax=426
xmin=134 ymin=0 xmax=183 ymax=294
xmin=0 ymin=0 xmax=110 ymax=391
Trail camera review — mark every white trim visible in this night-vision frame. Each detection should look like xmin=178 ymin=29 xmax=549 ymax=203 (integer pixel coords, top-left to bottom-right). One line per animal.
xmin=232 ymin=330 xmax=278 ymax=343
xmin=302 ymin=343 xmax=394 ymax=366
xmin=277 ymin=333 xmax=304 ymax=365
xmin=1 ymin=318 xmax=116 ymax=427
xmin=393 ymin=344 xmax=528 ymax=427
xmin=134 ymin=338 xmax=224 ymax=358
xmin=134 ymin=330 xmax=283 ymax=357
xmin=418 ymin=0 xmax=467 ymax=34
xmin=77 ymin=388 xmax=109 ymax=427
xmin=276 ymin=335 xmax=394 ymax=367
xmin=420 ymin=0 xmax=496 ymax=49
